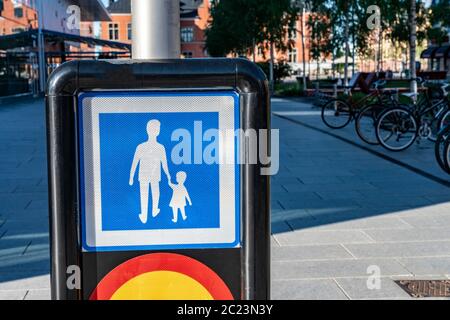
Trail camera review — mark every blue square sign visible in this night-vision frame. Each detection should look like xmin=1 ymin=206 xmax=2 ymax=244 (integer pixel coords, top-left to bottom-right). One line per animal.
xmin=78 ymin=91 xmax=240 ymax=252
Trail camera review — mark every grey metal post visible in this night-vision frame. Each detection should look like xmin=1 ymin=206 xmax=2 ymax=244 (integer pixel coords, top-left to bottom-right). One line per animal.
xmin=37 ymin=0 xmax=46 ymax=92
xmin=131 ymin=0 xmax=181 ymax=59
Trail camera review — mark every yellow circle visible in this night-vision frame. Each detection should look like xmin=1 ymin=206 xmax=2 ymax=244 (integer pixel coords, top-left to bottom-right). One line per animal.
xmin=111 ymin=271 xmax=214 ymax=300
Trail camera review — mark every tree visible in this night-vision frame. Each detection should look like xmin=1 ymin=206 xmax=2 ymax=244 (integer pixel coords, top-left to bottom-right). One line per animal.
xmin=205 ymin=0 xmax=299 ymax=89
xmin=205 ymin=0 xmax=258 ymax=57
xmin=428 ymin=0 xmax=450 ymax=45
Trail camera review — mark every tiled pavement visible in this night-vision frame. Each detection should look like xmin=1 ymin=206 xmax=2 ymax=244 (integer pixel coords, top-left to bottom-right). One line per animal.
xmin=0 ymin=98 xmax=50 ymax=300
xmin=271 ymin=98 xmax=450 ymax=300
xmin=0 ymin=97 xmax=450 ymax=300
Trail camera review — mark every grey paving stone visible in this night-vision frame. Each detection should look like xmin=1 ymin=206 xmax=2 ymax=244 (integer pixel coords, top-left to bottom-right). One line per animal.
xmin=0 ymin=195 xmax=33 ymax=212
xmin=25 ymin=199 xmax=48 ymax=211
xmin=278 ymin=198 xmax=361 ymax=210
xmin=272 ymin=279 xmax=348 ymax=300
xmin=272 ymin=258 xmax=411 ymax=280
xmin=271 ymin=221 xmax=292 ymax=234
xmin=290 ymin=216 xmax=411 ymax=231
xmin=272 ymin=244 xmax=353 ymax=261
xmin=0 ymin=274 xmax=50 ymax=291
xmin=399 ymin=215 xmax=450 ymax=228
xmin=283 ymin=182 xmax=378 ymax=193
xmin=271 ymin=191 xmax=322 ymax=203
xmin=271 ymin=237 xmax=280 ymax=247
xmin=24 ymin=289 xmax=51 ymax=300
xmin=364 ymin=227 xmax=450 ymax=242
xmin=274 ymin=229 xmax=374 ymax=246
xmin=344 ymin=241 xmax=450 ymax=259
xmin=397 ymin=257 xmax=450 ymax=276
xmin=335 ymin=277 xmax=412 ymax=300
xmin=354 ymin=196 xmax=433 ymax=207
xmin=0 ymin=290 xmax=27 ymax=300
xmin=314 ymin=191 xmax=366 ymax=200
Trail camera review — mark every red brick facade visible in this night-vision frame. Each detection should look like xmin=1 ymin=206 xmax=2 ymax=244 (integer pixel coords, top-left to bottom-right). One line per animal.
xmin=0 ymin=0 xmax=38 ymax=36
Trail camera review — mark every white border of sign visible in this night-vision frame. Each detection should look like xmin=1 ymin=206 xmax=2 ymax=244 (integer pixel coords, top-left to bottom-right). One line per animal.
xmin=78 ymin=92 xmax=240 ymax=252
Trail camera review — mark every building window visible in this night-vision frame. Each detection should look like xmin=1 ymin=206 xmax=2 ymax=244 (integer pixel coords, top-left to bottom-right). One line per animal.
xmin=127 ymin=23 xmax=132 ymax=40
xmin=108 ymin=23 xmax=119 ymax=40
xmin=181 ymin=27 xmax=194 ymax=43
xmin=288 ymin=49 xmax=298 ymax=63
xmin=182 ymin=51 xmax=193 ymax=59
xmin=14 ymin=7 xmax=23 ymax=18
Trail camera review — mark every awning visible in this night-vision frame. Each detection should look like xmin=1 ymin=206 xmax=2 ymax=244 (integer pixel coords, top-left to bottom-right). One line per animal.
xmin=71 ymin=0 xmax=111 ymax=21
xmin=434 ymin=45 xmax=450 ymax=58
xmin=421 ymin=46 xmax=439 ymax=59
xmin=0 ymin=29 xmax=131 ymax=51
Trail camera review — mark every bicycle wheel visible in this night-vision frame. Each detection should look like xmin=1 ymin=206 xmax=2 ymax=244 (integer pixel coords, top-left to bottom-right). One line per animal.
xmin=435 ymin=125 xmax=450 ymax=174
xmin=428 ymin=108 xmax=450 ymax=142
xmin=439 ymin=109 xmax=450 ymax=131
xmin=445 ymin=138 xmax=450 ymax=173
xmin=355 ymin=104 xmax=385 ymax=145
xmin=321 ymin=99 xmax=352 ymax=129
xmin=376 ymin=107 xmax=418 ymax=152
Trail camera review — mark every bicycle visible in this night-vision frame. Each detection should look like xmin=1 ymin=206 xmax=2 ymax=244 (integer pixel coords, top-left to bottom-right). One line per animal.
xmin=445 ymin=137 xmax=450 ymax=173
xmin=321 ymin=80 xmax=400 ymax=131
xmin=435 ymin=124 xmax=450 ymax=174
xmin=375 ymin=82 xmax=450 ymax=152
xmin=355 ymin=87 xmax=407 ymax=145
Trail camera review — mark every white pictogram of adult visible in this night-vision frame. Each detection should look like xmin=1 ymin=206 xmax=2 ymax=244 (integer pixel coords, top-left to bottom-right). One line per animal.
xmin=129 ymin=120 xmax=171 ymax=224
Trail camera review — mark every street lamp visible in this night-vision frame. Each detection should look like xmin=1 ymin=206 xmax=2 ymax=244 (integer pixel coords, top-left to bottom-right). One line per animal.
xmin=36 ymin=0 xmax=46 ymax=93
xmin=131 ymin=0 xmax=180 ymax=59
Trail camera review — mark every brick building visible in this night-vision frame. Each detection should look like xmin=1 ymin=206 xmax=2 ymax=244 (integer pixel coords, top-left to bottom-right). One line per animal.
xmin=0 ymin=0 xmax=38 ymax=36
xmin=251 ymin=13 xmax=312 ymax=75
xmin=101 ymin=0 xmax=210 ymax=58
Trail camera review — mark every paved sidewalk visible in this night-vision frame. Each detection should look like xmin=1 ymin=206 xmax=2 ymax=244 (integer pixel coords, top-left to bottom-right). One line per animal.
xmin=271 ymin=98 xmax=450 ymax=300
xmin=0 ymin=98 xmax=50 ymax=300
xmin=1 ymin=97 xmax=450 ymax=300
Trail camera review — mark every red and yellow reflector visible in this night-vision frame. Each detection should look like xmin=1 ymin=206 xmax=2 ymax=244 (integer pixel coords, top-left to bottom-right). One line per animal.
xmin=90 ymin=253 xmax=234 ymax=300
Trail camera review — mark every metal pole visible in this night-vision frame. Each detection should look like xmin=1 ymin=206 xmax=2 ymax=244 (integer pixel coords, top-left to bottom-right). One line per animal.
xmin=37 ymin=0 xmax=46 ymax=92
xmin=131 ymin=0 xmax=180 ymax=59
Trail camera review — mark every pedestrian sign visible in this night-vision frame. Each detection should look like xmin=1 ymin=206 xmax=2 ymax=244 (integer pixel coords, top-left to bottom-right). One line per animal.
xmin=47 ymin=59 xmax=270 ymax=300
xmin=78 ymin=91 xmax=240 ymax=252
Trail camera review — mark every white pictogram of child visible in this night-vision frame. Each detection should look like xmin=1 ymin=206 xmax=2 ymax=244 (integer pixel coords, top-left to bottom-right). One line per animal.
xmin=169 ymin=172 xmax=192 ymax=223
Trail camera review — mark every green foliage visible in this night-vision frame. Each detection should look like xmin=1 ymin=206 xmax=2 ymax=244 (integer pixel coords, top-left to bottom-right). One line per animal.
xmin=428 ymin=0 xmax=450 ymax=45
xmin=205 ymin=0 xmax=299 ymax=57
xmin=257 ymin=60 xmax=293 ymax=84
xmin=206 ymin=0 xmax=434 ymax=79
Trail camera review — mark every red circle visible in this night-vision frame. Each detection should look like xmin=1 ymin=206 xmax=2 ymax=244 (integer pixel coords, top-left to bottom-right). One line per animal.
xmin=90 ymin=253 xmax=234 ymax=300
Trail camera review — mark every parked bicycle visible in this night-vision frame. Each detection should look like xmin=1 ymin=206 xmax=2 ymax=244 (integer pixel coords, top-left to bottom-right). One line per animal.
xmin=321 ymin=81 xmax=402 ymax=143
xmin=445 ymin=138 xmax=450 ymax=174
xmin=375 ymin=81 xmax=450 ymax=152
xmin=435 ymin=124 xmax=450 ymax=174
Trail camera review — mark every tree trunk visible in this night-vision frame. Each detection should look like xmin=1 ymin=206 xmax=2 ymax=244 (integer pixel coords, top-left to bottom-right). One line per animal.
xmin=377 ymin=29 xmax=382 ymax=72
xmin=269 ymin=41 xmax=275 ymax=93
xmin=352 ymin=38 xmax=356 ymax=76
xmin=409 ymin=0 xmax=417 ymax=94
xmin=344 ymin=11 xmax=350 ymax=86
xmin=317 ymin=59 xmax=320 ymax=81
